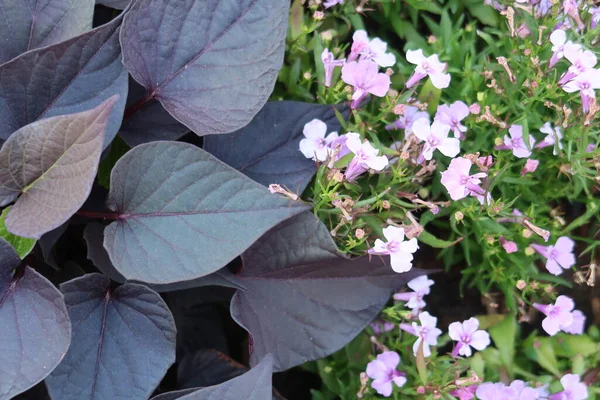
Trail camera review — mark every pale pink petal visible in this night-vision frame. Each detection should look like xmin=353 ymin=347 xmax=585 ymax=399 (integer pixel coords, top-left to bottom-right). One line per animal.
xmin=366 ymin=155 xmax=389 ymax=170
xmin=393 ymin=375 xmax=407 ymax=388
xmin=542 ymin=316 xmax=562 ymax=336
xmin=367 ymin=73 xmax=391 ymax=97
xmin=470 ymin=331 xmax=491 ymax=350
xmin=303 ymin=119 xmax=328 ymax=139
xmin=371 ymin=379 xmax=393 ymax=397
xmin=429 ymin=71 xmax=451 ymax=89
xmin=545 ymin=258 xmax=564 ymax=275
xmin=399 ymin=238 xmax=419 ymax=253
xmin=390 ymin=253 xmax=413 ymax=273
xmin=411 ymin=118 xmax=432 ymax=141
xmin=383 ymin=226 xmax=405 ymax=242
xmin=406 ymin=49 xmax=425 ymax=65
xmin=344 ymin=132 xmax=362 ymax=153
xmin=448 ymin=321 xmax=464 ymax=341
xmin=377 ymin=351 xmax=400 ymax=368
xmin=554 ymin=236 xmax=575 ymax=252
xmin=438 ymin=137 xmax=461 ymax=158
xmin=555 ymin=295 xmax=575 ymax=312
xmin=462 ymin=318 xmax=480 ymax=335
xmin=366 ymin=359 xmax=387 ymax=380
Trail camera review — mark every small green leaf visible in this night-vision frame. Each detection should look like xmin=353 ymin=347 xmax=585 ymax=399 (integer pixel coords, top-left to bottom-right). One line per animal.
xmin=469 ymin=352 xmax=485 ymax=380
xmin=488 ymin=314 xmax=517 ymax=376
xmin=532 ymin=338 xmax=561 ymax=377
xmin=418 ymin=230 xmax=462 ymax=249
xmin=416 ymin=340 xmax=428 ymax=385
xmin=554 ymin=334 xmax=598 ymax=358
xmin=0 ymin=207 xmax=36 ymax=259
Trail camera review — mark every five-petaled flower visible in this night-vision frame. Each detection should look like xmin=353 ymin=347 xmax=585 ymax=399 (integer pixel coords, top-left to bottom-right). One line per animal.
xmin=321 ymin=49 xmax=345 ymax=87
xmin=533 ymin=295 xmax=577 ymax=336
xmin=299 ymin=119 xmax=340 ymax=161
xmin=530 ymin=236 xmax=576 ymax=275
xmin=341 ymin=60 xmax=391 ymax=108
xmin=448 ymin=317 xmax=491 ymax=357
xmin=365 ymin=351 xmax=407 ymax=397
xmin=558 ymin=47 xmax=597 ymax=85
xmin=548 ymin=374 xmax=588 ymax=400
xmin=563 ymin=68 xmax=600 ymax=113
xmin=393 ymin=275 xmax=434 ymax=312
xmin=440 ymin=157 xmax=488 ymax=202
xmin=405 ymin=49 xmax=451 ymax=89
xmin=400 ymin=311 xmax=442 ymax=357
xmin=344 ymin=133 xmax=389 ymax=181
xmin=495 ymin=125 xmax=535 ymax=158
xmin=536 ymin=122 xmax=563 ymax=154
xmin=368 ymin=226 xmax=418 ymax=273
xmin=348 ymin=30 xmax=396 ymax=67
xmin=434 ymin=101 xmax=470 ymax=139
xmin=412 ymin=118 xmax=460 ymax=162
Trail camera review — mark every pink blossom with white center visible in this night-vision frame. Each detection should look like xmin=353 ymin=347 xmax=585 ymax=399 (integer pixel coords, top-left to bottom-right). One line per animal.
xmin=412 ymin=118 xmax=460 ymax=162
xmin=558 ymin=47 xmax=597 ymax=85
xmin=495 ymin=125 xmax=535 ymax=158
xmin=393 ymin=275 xmax=434 ymax=312
xmin=476 ymin=382 xmax=516 ymax=399
xmin=321 ymin=49 xmax=345 ymax=87
xmin=344 ymin=132 xmax=389 ymax=181
xmin=368 ymin=226 xmax=418 ymax=273
xmin=590 ymin=6 xmax=600 ymax=29
xmin=365 ymin=351 xmax=407 ymax=397
xmin=509 ymin=380 xmax=544 ymax=400
xmin=531 ymin=236 xmax=576 ymax=276
xmin=341 ymin=60 xmax=391 ymax=109
xmin=440 ymin=157 xmax=487 ymax=201
xmin=562 ymin=309 xmax=586 ymax=334
xmin=323 ymin=0 xmax=343 ymax=8
xmin=549 ymin=374 xmax=588 ymax=400
xmin=299 ymin=119 xmax=339 ymax=161
xmin=563 ymin=69 xmax=600 ymax=113
xmin=521 ymin=159 xmax=539 ymax=176
xmin=399 ymin=312 xmax=442 ymax=357
xmin=386 ymin=105 xmax=430 ymax=135
xmin=348 ymin=30 xmax=396 ymax=67
xmin=405 ymin=49 xmax=451 ymax=89
xmin=448 ymin=318 xmax=490 ymax=358
xmin=549 ymin=30 xmax=581 ymax=68
xmin=536 ymin=122 xmax=563 ymax=154
xmin=434 ymin=101 xmax=470 ymax=139
xmin=533 ymin=295 xmax=575 ymax=336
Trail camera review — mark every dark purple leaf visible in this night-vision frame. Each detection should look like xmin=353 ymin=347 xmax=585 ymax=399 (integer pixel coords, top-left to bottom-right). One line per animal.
xmin=96 ymin=0 xmax=130 ymax=8
xmin=0 ymin=14 xmax=128 ymax=148
xmin=120 ymin=0 xmax=289 ymax=136
xmin=38 ymin=223 xmax=70 ymax=269
xmin=204 ymin=101 xmax=348 ymax=192
xmin=103 ymin=141 xmax=309 ymax=284
xmin=178 ymin=350 xmax=247 ymax=389
xmin=0 ymin=238 xmax=71 ymax=399
xmin=0 ymin=97 xmax=118 ymax=239
xmin=151 ymin=354 xmax=273 ymax=400
xmin=119 ymin=77 xmax=189 ymax=147
xmin=230 ymin=212 xmax=427 ymax=371
xmin=0 ymin=0 xmax=94 ymax=64
xmin=45 ymin=273 xmax=177 ymax=400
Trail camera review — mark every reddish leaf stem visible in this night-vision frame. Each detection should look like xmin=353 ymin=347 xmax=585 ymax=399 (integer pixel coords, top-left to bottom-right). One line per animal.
xmin=76 ymin=210 xmax=120 ymax=220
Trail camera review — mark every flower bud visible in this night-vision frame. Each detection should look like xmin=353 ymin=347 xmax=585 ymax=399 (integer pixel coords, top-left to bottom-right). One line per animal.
xmin=455 ymin=211 xmax=464 ymax=221
xmin=313 ymin=10 xmax=324 ymax=20
xmin=525 ymin=246 xmax=535 ymax=256
xmin=355 ymin=228 xmax=365 ymax=239
xmin=516 ymin=280 xmax=527 ymax=290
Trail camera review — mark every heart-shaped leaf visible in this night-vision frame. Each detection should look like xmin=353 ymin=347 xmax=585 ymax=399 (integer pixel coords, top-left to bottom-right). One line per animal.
xmin=0 ymin=97 xmax=118 ymax=239
xmin=104 ymin=141 xmax=309 ymax=284
xmin=151 ymin=354 xmax=273 ymax=400
xmin=119 ymin=78 xmax=189 ymax=147
xmin=177 ymin=350 xmax=248 ymax=389
xmin=45 ymin=273 xmax=177 ymax=400
xmin=0 ymin=0 xmax=94 ymax=64
xmin=0 ymin=13 xmax=128 ymax=148
xmin=230 ymin=212 xmax=427 ymax=371
xmin=204 ymin=101 xmax=347 ymax=192
xmin=120 ymin=0 xmax=289 ymax=137
xmin=0 ymin=238 xmax=71 ymax=399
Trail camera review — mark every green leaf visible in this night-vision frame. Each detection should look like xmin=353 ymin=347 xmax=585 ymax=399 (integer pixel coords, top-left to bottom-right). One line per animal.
xmin=0 ymin=207 xmax=36 ymax=259
xmin=467 ymin=4 xmax=499 ymax=26
xmin=554 ymin=334 xmax=599 ymax=358
xmin=418 ymin=79 xmax=441 ymax=114
xmin=469 ymin=352 xmax=485 ymax=380
xmin=488 ymin=314 xmax=517 ymax=376
xmin=416 ymin=340 xmax=428 ymax=385
xmin=532 ymin=338 xmax=561 ymax=377
xmin=418 ymin=230 xmax=461 ymax=248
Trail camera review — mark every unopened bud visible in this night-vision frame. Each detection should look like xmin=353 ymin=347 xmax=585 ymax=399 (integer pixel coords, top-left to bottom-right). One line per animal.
xmin=355 ymin=228 xmax=365 ymax=239
xmin=522 ymin=229 xmax=532 ymax=238
xmin=485 ymin=235 xmax=495 ymax=245
xmin=428 ymin=35 xmax=437 ymax=44
xmin=525 ymin=246 xmax=535 ymax=256
xmin=313 ymin=10 xmax=324 ymax=20
xmin=417 ymin=386 xmax=426 ymax=394
xmin=381 ymin=200 xmax=391 ymax=209
xmin=320 ymin=30 xmax=333 ymax=41
xmin=544 ymin=285 xmax=553 ymax=294
xmin=469 ymin=103 xmax=481 ymax=114
xmin=385 ymin=68 xmax=394 ymax=76
xmin=516 ymin=280 xmax=527 ymax=290
xmin=303 ymin=71 xmax=312 ymax=80
xmin=455 ymin=211 xmax=464 ymax=221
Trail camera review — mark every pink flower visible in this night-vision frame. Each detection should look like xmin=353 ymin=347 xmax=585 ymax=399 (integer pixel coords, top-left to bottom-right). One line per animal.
xmin=499 ymin=236 xmax=518 ymax=253
xmin=548 ymin=374 xmax=588 ymax=400
xmin=393 ymin=275 xmax=434 ymax=312
xmin=448 ymin=318 xmax=491 ymax=357
xmin=562 ymin=309 xmax=586 ymax=334
xmin=521 ymin=159 xmax=539 ymax=176
xmin=536 ymin=122 xmax=563 ymax=154
xmin=476 ymin=382 xmax=516 ymax=400
xmin=440 ymin=157 xmax=487 ymax=201
xmin=368 ymin=226 xmax=418 ymax=273
xmin=558 ymin=47 xmax=597 ymax=85
xmin=405 ymin=49 xmax=451 ymax=89
xmin=469 ymin=103 xmax=481 ymax=114
xmin=370 ymin=320 xmax=396 ymax=335
xmin=386 ymin=105 xmax=429 ymax=134
xmin=495 ymin=125 xmax=535 ymax=158
xmin=509 ymin=380 xmax=544 ymax=399
xmin=400 ymin=311 xmax=442 ymax=357
xmin=299 ymin=119 xmax=340 ymax=161
xmin=563 ymin=69 xmax=600 ymax=114
xmin=533 ymin=295 xmax=575 ymax=336
xmin=562 ymin=0 xmax=585 ymax=30
xmin=412 ymin=118 xmax=460 ymax=162
xmin=344 ymin=133 xmax=388 ymax=181
xmin=549 ymin=30 xmax=581 ymax=68
xmin=450 ymin=386 xmax=477 ymax=400
xmin=590 ymin=6 xmax=600 ymax=29
xmin=348 ymin=30 xmax=396 ymax=67
xmin=531 ymin=236 xmax=576 ymax=275
xmin=435 ymin=101 xmax=470 ymax=139
xmin=321 ymin=49 xmax=345 ymax=87
xmin=323 ymin=0 xmax=343 ymax=8
xmin=478 ymin=155 xmax=494 ymax=168
xmin=365 ymin=351 xmax=407 ymax=397
xmin=341 ymin=60 xmax=391 ymax=108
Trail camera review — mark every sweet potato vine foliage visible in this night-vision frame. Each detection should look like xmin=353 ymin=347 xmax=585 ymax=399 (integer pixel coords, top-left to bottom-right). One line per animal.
xmin=0 ymin=1 xmax=425 ymax=399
